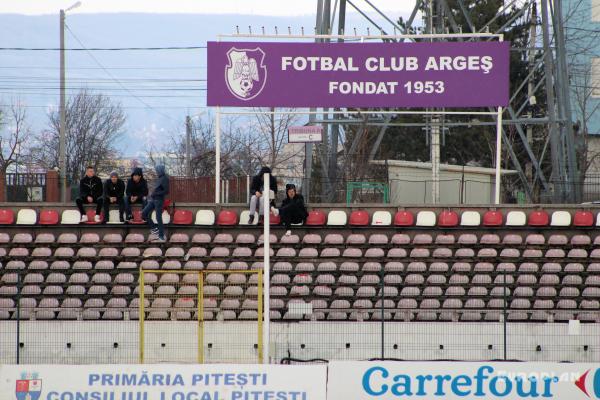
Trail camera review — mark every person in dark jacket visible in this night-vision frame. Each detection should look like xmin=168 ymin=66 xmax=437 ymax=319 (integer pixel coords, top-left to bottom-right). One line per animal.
xmin=75 ymin=166 xmax=104 ymax=223
xmin=248 ymin=166 xmax=277 ymax=224
xmin=272 ymin=183 xmax=308 ymax=235
xmin=124 ymin=167 xmax=149 ymax=221
xmin=142 ymin=164 xmax=170 ymax=242
xmin=103 ymin=171 xmax=125 ymax=223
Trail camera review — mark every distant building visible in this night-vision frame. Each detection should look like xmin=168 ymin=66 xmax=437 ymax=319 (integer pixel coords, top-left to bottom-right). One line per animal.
xmin=564 ymin=0 xmax=600 ymax=135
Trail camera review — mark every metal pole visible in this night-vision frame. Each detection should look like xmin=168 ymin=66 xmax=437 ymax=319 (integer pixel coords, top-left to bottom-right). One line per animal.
xmin=59 ymin=9 xmax=67 ymax=203
xmin=215 ymin=106 xmax=221 ymax=203
xmin=186 ymin=115 xmax=192 ymax=177
xmin=246 ymin=174 xmax=250 ymax=203
xmin=16 ymin=271 xmax=21 ymax=364
xmin=262 ymin=173 xmax=271 ymax=363
xmin=431 ymin=117 xmax=440 ymax=204
xmin=495 ymin=107 xmax=503 ymax=204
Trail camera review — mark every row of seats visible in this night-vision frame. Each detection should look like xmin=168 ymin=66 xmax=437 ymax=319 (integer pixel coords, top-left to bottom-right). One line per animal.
xmin=3 ymin=231 xmax=600 ymax=246
xmin=4 ymin=246 xmax=600 ymax=261
xmin=1 ymin=208 xmax=599 ymax=227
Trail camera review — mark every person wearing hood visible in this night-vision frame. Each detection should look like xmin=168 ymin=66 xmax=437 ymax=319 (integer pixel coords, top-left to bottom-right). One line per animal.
xmin=142 ymin=164 xmax=170 ymax=242
xmin=271 ymin=183 xmax=308 ymax=235
xmin=248 ymin=166 xmax=278 ymax=224
xmin=124 ymin=167 xmax=149 ymax=221
xmin=103 ymin=171 xmax=126 ymax=223
xmin=75 ymin=165 xmax=104 ymax=223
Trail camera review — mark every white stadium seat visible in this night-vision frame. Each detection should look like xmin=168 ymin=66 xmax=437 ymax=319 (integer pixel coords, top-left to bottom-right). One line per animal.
xmin=371 ymin=211 xmax=392 ymax=226
xmin=505 ymin=210 xmax=526 ymax=226
xmin=195 ymin=210 xmax=215 ymax=225
xmin=460 ymin=211 xmax=481 ymax=226
xmin=327 ymin=210 xmax=347 ymax=226
xmin=550 ymin=211 xmax=571 ymax=227
xmin=16 ymin=209 xmax=37 ymax=225
xmin=416 ymin=211 xmax=436 ymax=227
xmin=61 ymin=210 xmax=81 ymax=224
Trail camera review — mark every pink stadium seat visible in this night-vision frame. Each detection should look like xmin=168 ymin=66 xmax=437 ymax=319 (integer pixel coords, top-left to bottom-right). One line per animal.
xmin=305 ymin=210 xmax=326 ymax=226
xmin=172 ymin=209 xmax=193 ymax=225
xmin=216 ymin=210 xmax=238 ymax=226
xmin=482 ymin=210 xmax=503 ymax=226
xmin=349 ymin=210 xmax=369 ymax=226
xmin=528 ymin=210 xmax=549 ymax=226
xmin=394 ymin=210 xmax=414 ymax=226
xmin=574 ymin=211 xmax=594 ymax=227
xmin=39 ymin=209 xmax=59 ymax=225
xmin=438 ymin=210 xmax=459 ymax=227
xmin=0 ymin=209 xmax=15 ymax=224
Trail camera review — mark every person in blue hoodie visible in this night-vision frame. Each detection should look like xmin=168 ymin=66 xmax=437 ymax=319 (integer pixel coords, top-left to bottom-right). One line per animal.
xmin=142 ymin=165 xmax=169 ymax=242
xmin=124 ymin=167 xmax=149 ymax=221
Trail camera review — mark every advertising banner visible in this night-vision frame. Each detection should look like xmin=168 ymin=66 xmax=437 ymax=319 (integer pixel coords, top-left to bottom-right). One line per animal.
xmin=207 ymin=41 xmax=509 ymax=108
xmin=1 ymin=364 xmax=327 ymax=400
xmin=328 ymin=361 xmax=600 ymax=400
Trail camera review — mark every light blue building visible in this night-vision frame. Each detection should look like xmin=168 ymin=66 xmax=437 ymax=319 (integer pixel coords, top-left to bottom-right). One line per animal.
xmin=564 ymin=0 xmax=600 ymax=136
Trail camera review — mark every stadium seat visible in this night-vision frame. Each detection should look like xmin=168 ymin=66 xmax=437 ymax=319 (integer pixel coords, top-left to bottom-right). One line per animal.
xmin=217 ymin=210 xmax=238 ymax=225
xmin=371 ymin=211 xmax=392 ymax=226
xmin=239 ymin=210 xmax=258 ymax=225
xmin=327 ymin=210 xmax=347 ymax=226
xmin=460 ymin=211 xmax=481 ymax=226
xmin=39 ymin=209 xmax=59 ymax=225
xmin=172 ymin=209 xmax=193 ymax=225
xmin=394 ymin=210 xmax=414 ymax=226
xmin=0 ymin=209 xmax=15 ymax=224
xmin=128 ymin=210 xmax=145 ymax=224
xmin=416 ymin=211 xmax=436 ymax=226
xmin=194 ymin=210 xmax=215 ymax=225
xmin=482 ymin=210 xmax=503 ymax=226
xmin=550 ymin=211 xmax=571 ymax=227
xmin=270 ymin=211 xmax=281 ymax=225
xmin=438 ymin=210 xmax=459 ymax=227
xmin=59 ymin=210 xmax=80 ymax=224
xmin=84 ymin=209 xmax=103 ymax=224
xmin=106 ymin=210 xmax=124 ymax=224
xmin=349 ymin=210 xmax=369 ymax=226
xmin=306 ymin=210 xmax=326 ymax=226
xmin=506 ymin=211 xmax=526 ymax=226
xmin=16 ymin=209 xmax=37 ymax=225
xmin=528 ymin=210 xmax=549 ymax=226
xmin=574 ymin=210 xmax=594 ymax=227
xmin=151 ymin=210 xmax=171 ymax=224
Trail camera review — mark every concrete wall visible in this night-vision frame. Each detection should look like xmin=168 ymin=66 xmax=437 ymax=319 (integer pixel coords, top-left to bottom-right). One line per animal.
xmin=1 ymin=321 xmax=598 ymax=364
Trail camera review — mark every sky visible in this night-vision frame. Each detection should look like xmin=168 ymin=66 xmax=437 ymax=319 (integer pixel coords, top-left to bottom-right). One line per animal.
xmin=0 ymin=1 xmax=415 ymax=157
xmin=1 ymin=0 xmax=415 ymax=16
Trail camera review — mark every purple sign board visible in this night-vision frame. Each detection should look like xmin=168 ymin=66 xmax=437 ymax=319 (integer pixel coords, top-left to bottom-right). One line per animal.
xmin=207 ymin=41 xmax=510 ymax=108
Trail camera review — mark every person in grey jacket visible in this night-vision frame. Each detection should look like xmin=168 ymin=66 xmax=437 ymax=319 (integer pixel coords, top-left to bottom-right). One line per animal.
xmin=142 ymin=165 xmax=170 ymax=242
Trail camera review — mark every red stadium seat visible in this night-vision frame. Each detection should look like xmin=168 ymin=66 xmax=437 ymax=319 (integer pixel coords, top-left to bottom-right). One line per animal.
xmin=217 ymin=210 xmax=238 ymax=226
xmin=270 ymin=211 xmax=281 ymax=225
xmin=84 ymin=209 xmax=103 ymax=225
xmin=306 ymin=210 xmax=326 ymax=226
xmin=574 ymin=211 xmax=594 ymax=227
xmin=528 ymin=210 xmax=549 ymax=226
xmin=39 ymin=210 xmax=59 ymax=225
xmin=394 ymin=210 xmax=414 ymax=226
xmin=483 ymin=210 xmax=503 ymax=226
xmin=349 ymin=210 xmax=369 ymax=226
xmin=172 ymin=210 xmax=193 ymax=225
xmin=438 ymin=210 xmax=459 ymax=227
xmin=129 ymin=210 xmax=146 ymax=225
xmin=0 ymin=209 xmax=15 ymax=224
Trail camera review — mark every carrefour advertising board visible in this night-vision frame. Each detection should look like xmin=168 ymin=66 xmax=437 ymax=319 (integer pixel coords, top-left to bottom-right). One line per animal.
xmin=328 ymin=361 xmax=600 ymax=399
xmin=1 ymin=364 xmax=326 ymax=400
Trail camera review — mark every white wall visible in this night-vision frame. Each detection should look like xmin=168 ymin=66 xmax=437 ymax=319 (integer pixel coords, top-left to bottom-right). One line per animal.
xmin=1 ymin=321 xmax=598 ymax=364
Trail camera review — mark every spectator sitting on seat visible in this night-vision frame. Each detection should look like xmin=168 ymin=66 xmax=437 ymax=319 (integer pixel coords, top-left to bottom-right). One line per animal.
xmin=75 ymin=166 xmax=104 ymax=223
xmin=271 ymin=183 xmax=308 ymax=236
xmin=142 ymin=164 xmax=170 ymax=242
xmin=248 ymin=166 xmax=277 ymax=224
xmin=125 ymin=167 xmax=148 ymax=221
xmin=103 ymin=171 xmax=125 ymax=223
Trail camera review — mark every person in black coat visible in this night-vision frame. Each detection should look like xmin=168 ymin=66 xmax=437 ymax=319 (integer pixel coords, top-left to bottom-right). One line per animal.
xmin=103 ymin=171 xmax=125 ymax=223
xmin=75 ymin=166 xmax=104 ymax=223
xmin=272 ymin=183 xmax=308 ymax=235
xmin=124 ymin=167 xmax=149 ymax=221
xmin=248 ymin=166 xmax=278 ymax=224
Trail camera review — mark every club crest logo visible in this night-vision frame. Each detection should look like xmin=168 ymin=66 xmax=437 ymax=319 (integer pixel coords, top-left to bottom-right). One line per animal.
xmin=16 ymin=372 xmax=42 ymax=400
xmin=225 ymin=47 xmax=267 ymax=100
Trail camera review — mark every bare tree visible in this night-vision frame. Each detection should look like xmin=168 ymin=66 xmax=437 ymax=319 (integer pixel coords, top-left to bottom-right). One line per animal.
xmin=0 ymin=100 xmax=31 ymax=174
xmin=31 ymin=89 xmax=126 ymax=184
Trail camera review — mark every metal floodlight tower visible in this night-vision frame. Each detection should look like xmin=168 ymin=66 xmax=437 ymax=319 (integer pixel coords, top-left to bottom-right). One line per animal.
xmin=313 ymin=0 xmax=579 ymax=203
